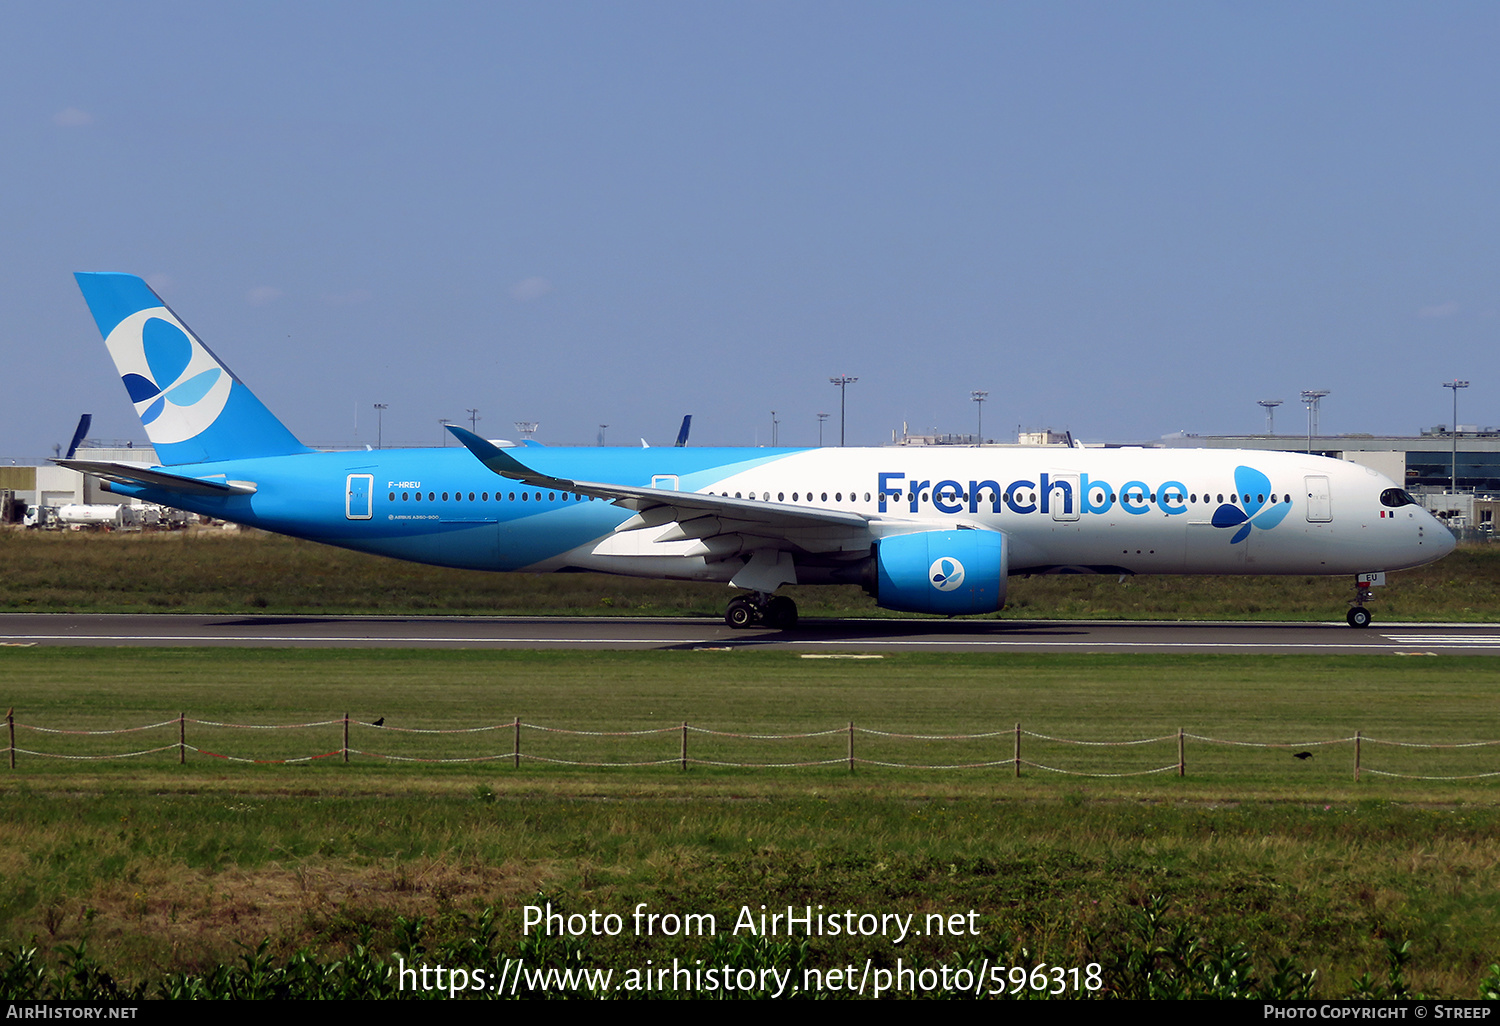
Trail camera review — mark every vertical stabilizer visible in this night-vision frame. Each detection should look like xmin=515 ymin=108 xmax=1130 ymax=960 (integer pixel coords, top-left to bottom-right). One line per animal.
xmin=75 ymin=273 xmax=312 ymax=465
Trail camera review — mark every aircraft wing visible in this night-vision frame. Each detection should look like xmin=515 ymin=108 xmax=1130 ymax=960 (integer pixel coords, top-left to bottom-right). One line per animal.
xmin=445 ymin=425 xmax=873 ymax=545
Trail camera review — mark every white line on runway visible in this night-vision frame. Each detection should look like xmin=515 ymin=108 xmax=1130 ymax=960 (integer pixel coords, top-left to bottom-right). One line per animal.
xmin=1381 ymin=634 xmax=1500 ymax=647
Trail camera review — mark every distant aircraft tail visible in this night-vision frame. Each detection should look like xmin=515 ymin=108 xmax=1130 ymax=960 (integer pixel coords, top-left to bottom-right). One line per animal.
xmin=74 ymin=273 xmax=312 ymax=465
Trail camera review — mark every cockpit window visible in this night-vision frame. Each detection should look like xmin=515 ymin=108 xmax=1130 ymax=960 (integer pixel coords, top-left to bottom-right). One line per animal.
xmin=1380 ymin=488 xmax=1418 ymax=508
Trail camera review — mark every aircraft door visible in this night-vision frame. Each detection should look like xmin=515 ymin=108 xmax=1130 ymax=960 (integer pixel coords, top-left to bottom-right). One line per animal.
xmin=1304 ymin=476 xmax=1332 ymax=522
xmin=1049 ymin=472 xmax=1079 ymax=521
xmin=345 ymin=474 xmax=374 ymax=520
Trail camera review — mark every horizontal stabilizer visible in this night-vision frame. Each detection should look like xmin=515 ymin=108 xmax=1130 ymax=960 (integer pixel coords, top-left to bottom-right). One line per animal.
xmin=55 ymin=459 xmax=257 ymax=495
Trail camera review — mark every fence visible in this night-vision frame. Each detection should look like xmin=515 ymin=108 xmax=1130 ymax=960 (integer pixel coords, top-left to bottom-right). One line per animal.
xmin=6 ymin=708 xmax=1499 ymax=781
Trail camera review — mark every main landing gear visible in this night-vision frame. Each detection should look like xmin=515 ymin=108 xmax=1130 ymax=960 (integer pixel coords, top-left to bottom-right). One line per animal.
xmin=725 ymin=593 xmax=798 ymax=630
xmin=1345 ymin=573 xmax=1384 ymax=628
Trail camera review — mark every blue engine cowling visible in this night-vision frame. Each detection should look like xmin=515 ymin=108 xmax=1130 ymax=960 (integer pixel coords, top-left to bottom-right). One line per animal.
xmin=864 ymin=530 xmax=1008 ymax=615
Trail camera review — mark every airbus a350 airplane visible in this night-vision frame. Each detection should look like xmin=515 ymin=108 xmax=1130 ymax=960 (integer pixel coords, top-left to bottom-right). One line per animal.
xmin=62 ymin=273 xmax=1454 ymax=629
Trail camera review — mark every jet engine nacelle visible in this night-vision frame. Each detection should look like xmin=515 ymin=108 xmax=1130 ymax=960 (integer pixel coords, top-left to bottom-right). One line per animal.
xmin=865 ymin=529 xmax=1008 ymax=615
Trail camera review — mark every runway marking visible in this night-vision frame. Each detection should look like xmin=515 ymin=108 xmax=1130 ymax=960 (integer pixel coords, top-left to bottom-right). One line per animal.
xmin=1381 ymin=634 xmax=1500 ymax=648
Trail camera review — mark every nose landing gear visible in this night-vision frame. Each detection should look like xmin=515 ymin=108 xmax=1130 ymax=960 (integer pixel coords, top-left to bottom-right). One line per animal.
xmin=1346 ymin=572 xmax=1385 ymax=628
xmin=724 ymin=593 xmax=799 ymax=629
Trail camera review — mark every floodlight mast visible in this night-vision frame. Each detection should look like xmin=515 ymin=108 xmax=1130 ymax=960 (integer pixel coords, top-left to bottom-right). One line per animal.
xmin=1444 ymin=380 xmax=1470 ymax=495
xmin=372 ymin=403 xmax=388 ymax=449
xmin=1257 ymin=399 xmax=1282 ymax=434
xmin=817 ymin=412 xmax=829 ymax=446
xmin=971 ymin=390 xmax=989 ymax=442
xmin=829 ymin=375 xmax=857 ymax=446
xmin=1300 ymin=390 xmax=1329 ymax=454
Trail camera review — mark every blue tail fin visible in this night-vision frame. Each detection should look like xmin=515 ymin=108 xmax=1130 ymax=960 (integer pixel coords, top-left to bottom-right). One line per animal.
xmin=75 ymin=273 xmax=312 ymax=465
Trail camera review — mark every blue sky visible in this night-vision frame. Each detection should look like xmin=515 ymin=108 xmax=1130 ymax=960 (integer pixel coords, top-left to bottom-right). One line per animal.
xmin=2 ymin=2 xmax=1496 ymax=457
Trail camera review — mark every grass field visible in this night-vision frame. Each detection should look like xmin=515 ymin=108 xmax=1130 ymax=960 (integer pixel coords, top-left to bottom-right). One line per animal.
xmin=3 ymin=647 xmax=1499 ymax=998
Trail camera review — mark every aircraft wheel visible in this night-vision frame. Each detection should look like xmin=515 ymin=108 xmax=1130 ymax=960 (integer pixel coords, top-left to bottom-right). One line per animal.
xmin=765 ymin=596 xmax=798 ymax=630
xmin=726 ymin=598 xmax=757 ymax=629
xmin=1346 ymin=607 xmax=1372 ymax=629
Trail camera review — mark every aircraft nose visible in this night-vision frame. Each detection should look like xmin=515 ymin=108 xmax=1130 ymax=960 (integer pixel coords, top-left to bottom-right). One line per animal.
xmin=1436 ymin=520 xmax=1457 ymax=557
xmin=1428 ymin=512 xmax=1458 ymax=558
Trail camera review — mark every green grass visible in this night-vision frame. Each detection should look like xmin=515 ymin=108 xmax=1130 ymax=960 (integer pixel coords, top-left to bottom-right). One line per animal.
xmin=4 ymin=648 xmax=1499 ymax=788
xmin=2 ymin=528 xmax=1498 ymax=620
xmin=2 ymin=647 xmax=1500 ymax=997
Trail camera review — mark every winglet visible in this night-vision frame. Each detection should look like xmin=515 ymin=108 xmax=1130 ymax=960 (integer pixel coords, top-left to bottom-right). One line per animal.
xmin=446 ymin=425 xmax=574 ymax=490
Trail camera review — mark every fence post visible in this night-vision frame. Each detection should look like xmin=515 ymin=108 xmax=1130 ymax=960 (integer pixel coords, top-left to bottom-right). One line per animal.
xmin=1178 ymin=727 xmax=1184 ymax=777
xmin=514 ymin=717 xmax=520 ymax=769
xmin=1014 ymin=722 xmax=1021 ymax=778
xmin=179 ymin=713 xmax=186 ymax=766
xmin=7 ymin=708 xmax=13 ymax=770
xmin=343 ymin=713 xmax=350 ymax=764
xmin=1354 ymin=730 xmax=1361 ymax=783
xmin=681 ymin=721 xmax=688 ymax=772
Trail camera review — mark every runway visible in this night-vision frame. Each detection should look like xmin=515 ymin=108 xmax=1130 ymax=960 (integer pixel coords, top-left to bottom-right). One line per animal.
xmin=3 ymin=612 xmax=1500 ymax=654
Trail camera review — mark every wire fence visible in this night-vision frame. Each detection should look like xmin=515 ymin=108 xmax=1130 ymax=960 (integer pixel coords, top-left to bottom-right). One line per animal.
xmin=6 ymin=707 xmax=1500 ymax=780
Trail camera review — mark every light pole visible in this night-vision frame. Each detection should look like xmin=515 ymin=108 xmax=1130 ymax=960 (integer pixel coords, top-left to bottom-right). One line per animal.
xmin=466 ymin=408 xmax=480 ymax=432
xmin=770 ymin=411 xmax=778 ymax=447
xmin=971 ymin=390 xmax=988 ymax=443
xmin=1444 ymin=379 xmax=1469 ymax=495
xmin=372 ymin=404 xmax=387 ymax=449
xmin=438 ymin=418 xmax=451 ymax=445
xmin=1257 ymin=399 xmax=1282 ymax=434
xmin=817 ymin=412 xmax=829 ymax=446
xmin=598 ymin=424 xmax=609 ymax=446
xmin=1300 ymin=390 xmax=1329 ymax=454
xmin=829 ymin=375 xmax=857 ymax=446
